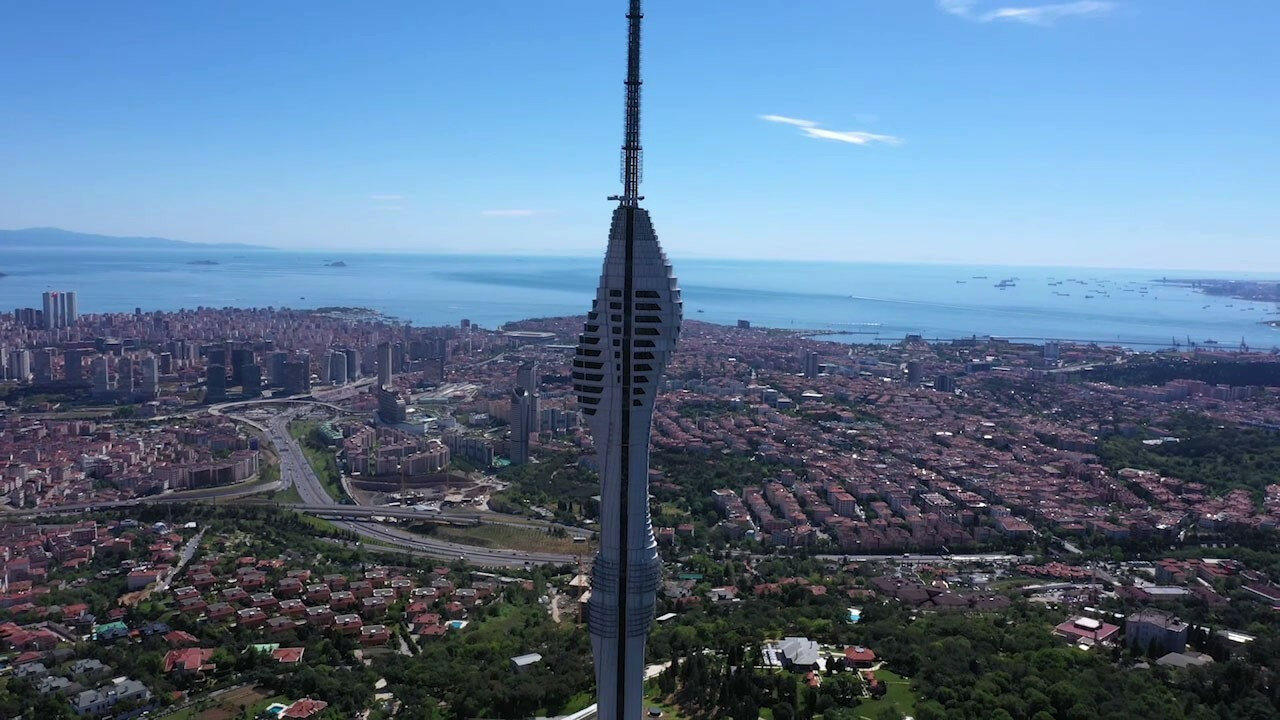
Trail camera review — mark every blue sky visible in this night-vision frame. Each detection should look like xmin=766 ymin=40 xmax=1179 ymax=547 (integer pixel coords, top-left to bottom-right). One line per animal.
xmin=1 ymin=0 xmax=1277 ymax=270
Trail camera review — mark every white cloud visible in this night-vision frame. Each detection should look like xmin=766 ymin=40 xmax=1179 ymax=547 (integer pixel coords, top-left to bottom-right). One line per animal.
xmin=939 ymin=0 xmax=1115 ymax=25
xmin=369 ymin=194 xmax=405 ymax=202
xmin=760 ymin=115 xmax=902 ymax=147
xmin=800 ymin=127 xmax=903 ymax=146
xmin=482 ymin=209 xmax=539 ymax=217
xmin=759 ymin=114 xmax=819 ymax=128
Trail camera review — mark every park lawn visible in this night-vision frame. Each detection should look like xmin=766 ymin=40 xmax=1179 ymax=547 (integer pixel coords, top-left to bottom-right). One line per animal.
xmin=271 ymin=483 xmax=303 ymax=504
xmin=855 ymin=669 xmax=917 ymax=720
xmin=154 ymin=687 xmax=284 ymax=720
xmin=559 ymin=690 xmax=595 ymax=715
xmin=431 ymin=524 xmax=595 ymax=556
xmin=299 ymin=513 xmax=343 ymax=534
xmin=644 ymin=683 xmax=696 ymax=720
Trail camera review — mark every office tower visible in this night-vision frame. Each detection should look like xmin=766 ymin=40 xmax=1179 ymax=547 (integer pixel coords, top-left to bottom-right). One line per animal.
xmin=242 ymin=364 xmax=263 ymax=398
xmin=140 ymin=355 xmax=159 ymax=399
xmin=802 ymin=351 xmax=820 ymax=380
xmin=282 ymin=360 xmax=310 ymax=396
xmin=377 ymin=341 xmax=393 ymax=387
xmin=10 ymin=349 xmax=32 ymax=383
xmin=509 ymin=387 xmax=534 ymax=465
xmin=63 ymin=345 xmax=83 ymax=384
xmin=206 ymin=364 xmax=227 ymax=402
xmin=0 ymin=347 xmax=8 ymax=381
xmin=158 ymin=352 xmax=173 ymax=375
xmin=937 ymin=374 xmax=956 ymax=393
xmin=206 ymin=346 xmax=227 ymax=369
xmin=1043 ymin=341 xmax=1061 ymax=361
xmin=64 ymin=291 xmax=77 ymax=324
xmin=393 ymin=342 xmax=406 ymax=375
xmin=42 ymin=291 xmax=57 ymax=330
xmin=327 ymin=350 xmax=347 ymax=386
xmin=575 ymin=4 xmax=682 ymax=718
xmin=32 ymin=348 xmax=55 ymax=383
xmin=342 ymin=348 xmax=359 ymax=381
xmin=118 ymin=358 xmax=135 ymax=395
xmin=230 ymin=347 xmax=255 ymax=385
xmin=517 ymin=361 xmax=539 ymax=393
xmin=906 ymin=360 xmax=923 ymax=385
xmin=737 ymin=319 xmax=751 ymax=329
xmin=91 ymin=356 xmax=112 ymax=395
xmin=15 ymin=308 xmax=39 ymax=329
xmin=270 ymin=351 xmax=289 ymax=387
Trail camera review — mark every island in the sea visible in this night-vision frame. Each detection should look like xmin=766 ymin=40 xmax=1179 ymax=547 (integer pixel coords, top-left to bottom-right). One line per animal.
xmin=326 ymin=260 xmax=347 ymax=267
xmin=187 ymin=260 xmax=219 ymax=266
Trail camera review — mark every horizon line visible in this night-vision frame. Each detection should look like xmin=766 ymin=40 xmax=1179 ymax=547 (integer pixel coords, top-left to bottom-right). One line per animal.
xmin=3 ymin=227 xmax=1277 ymax=276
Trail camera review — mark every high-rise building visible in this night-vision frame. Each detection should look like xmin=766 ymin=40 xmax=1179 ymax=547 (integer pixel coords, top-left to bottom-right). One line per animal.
xmin=517 ymin=361 xmax=539 ymax=392
xmin=282 ymin=359 xmax=310 ymax=396
xmin=64 ymin=348 xmax=85 ymax=384
xmin=32 ymin=348 xmax=55 ymax=383
xmin=376 ymin=341 xmax=393 ymax=387
xmin=575 ymin=4 xmax=682 ymax=717
xmin=327 ymin=350 xmax=348 ymax=386
xmin=342 ymin=348 xmax=360 ymax=382
xmin=206 ymin=364 xmax=227 ymax=402
xmin=140 ymin=354 xmax=160 ymax=399
xmin=9 ymin=349 xmax=32 ymax=383
xmin=118 ymin=358 xmax=135 ymax=395
xmin=802 ymin=351 xmax=820 ymax=379
xmin=270 ymin=351 xmax=289 ymax=387
xmin=38 ymin=290 xmax=78 ymax=329
xmin=906 ymin=360 xmax=923 ymax=385
xmin=230 ymin=347 xmax=255 ymax=385
xmin=936 ymin=374 xmax=956 ymax=393
xmin=509 ymin=387 xmax=535 ymax=465
xmin=241 ymin=364 xmax=263 ymax=398
xmin=42 ymin=291 xmax=58 ymax=330
xmin=91 ymin=356 xmax=112 ymax=396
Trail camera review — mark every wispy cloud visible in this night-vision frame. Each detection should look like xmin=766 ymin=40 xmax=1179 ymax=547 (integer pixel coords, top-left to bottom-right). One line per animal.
xmin=482 ymin=209 xmax=540 ymax=217
xmin=800 ymin=127 xmax=903 ymax=146
xmin=760 ymin=115 xmax=902 ymax=147
xmin=759 ymin=114 xmax=818 ymax=128
xmin=369 ymin=194 xmax=405 ymax=202
xmin=939 ymin=0 xmax=1115 ymax=25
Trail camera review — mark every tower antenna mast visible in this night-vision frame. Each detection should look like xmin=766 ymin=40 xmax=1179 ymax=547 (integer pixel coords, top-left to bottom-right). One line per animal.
xmin=611 ymin=0 xmax=644 ymax=207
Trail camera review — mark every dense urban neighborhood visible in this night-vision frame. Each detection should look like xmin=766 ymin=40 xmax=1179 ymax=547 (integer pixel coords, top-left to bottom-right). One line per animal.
xmin=2 ymin=302 xmax=1279 ymax=719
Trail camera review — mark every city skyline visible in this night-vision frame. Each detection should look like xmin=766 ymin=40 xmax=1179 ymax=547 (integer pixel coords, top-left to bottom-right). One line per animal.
xmin=2 ymin=1 xmax=1277 ymax=270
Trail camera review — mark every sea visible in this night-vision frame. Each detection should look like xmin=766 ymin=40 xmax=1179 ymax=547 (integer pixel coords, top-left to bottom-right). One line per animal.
xmin=3 ymin=246 xmax=1278 ymax=350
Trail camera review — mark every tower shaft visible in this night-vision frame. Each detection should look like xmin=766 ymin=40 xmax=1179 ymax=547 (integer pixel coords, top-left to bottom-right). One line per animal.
xmin=575 ymin=3 xmax=681 ymax=719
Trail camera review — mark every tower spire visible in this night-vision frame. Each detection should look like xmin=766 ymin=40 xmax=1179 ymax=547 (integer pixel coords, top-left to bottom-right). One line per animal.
xmin=618 ymin=0 xmax=644 ymax=206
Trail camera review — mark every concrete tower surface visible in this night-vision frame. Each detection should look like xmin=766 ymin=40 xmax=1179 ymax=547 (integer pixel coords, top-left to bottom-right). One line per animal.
xmin=575 ymin=2 xmax=682 ymax=718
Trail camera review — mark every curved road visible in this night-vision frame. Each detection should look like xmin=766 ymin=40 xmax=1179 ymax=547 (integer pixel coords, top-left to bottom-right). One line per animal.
xmin=264 ymin=407 xmax=582 ymax=568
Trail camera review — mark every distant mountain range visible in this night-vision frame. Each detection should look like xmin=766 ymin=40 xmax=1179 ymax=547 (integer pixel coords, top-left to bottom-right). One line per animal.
xmin=0 ymin=227 xmax=265 ymax=250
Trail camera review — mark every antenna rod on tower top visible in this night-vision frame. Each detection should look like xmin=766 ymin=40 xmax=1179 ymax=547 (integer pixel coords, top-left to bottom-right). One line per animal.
xmin=620 ymin=0 xmax=643 ymax=205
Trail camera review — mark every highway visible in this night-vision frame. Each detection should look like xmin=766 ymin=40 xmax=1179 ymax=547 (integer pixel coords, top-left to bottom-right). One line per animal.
xmin=263 ymin=406 xmax=583 ymax=568
xmin=3 ymin=397 xmax=585 ymax=568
